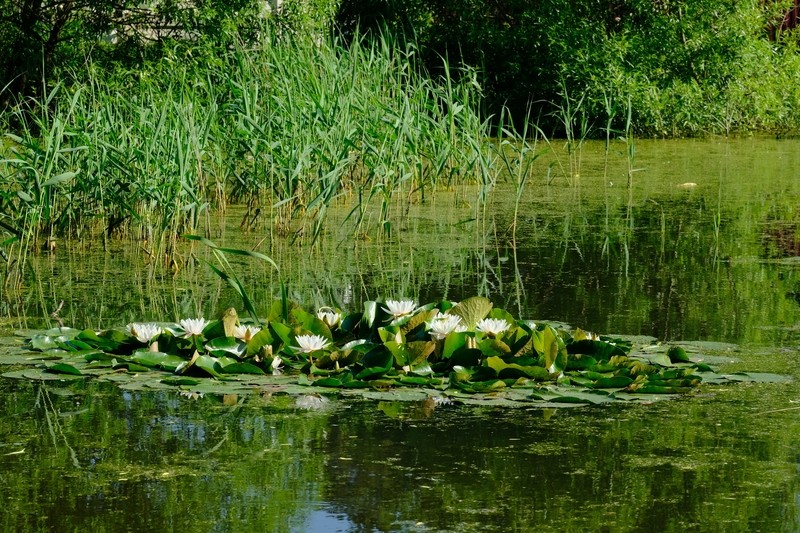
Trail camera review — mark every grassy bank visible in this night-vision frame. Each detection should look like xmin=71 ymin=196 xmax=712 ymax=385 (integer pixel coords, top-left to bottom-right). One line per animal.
xmin=0 ymin=31 xmax=495 ymax=253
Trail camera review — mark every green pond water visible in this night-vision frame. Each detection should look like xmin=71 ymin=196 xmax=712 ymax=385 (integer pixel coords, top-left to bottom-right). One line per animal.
xmin=2 ymin=137 xmax=800 ymax=531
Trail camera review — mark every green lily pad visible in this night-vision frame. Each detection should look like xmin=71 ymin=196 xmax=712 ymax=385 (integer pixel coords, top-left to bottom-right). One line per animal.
xmin=449 ymin=296 xmax=492 ymax=328
xmin=161 ymin=377 xmax=202 ymax=386
xmin=219 ymin=362 xmax=266 ymax=375
xmin=131 ymin=351 xmax=187 ymax=372
xmin=46 ymin=363 xmax=83 ymax=376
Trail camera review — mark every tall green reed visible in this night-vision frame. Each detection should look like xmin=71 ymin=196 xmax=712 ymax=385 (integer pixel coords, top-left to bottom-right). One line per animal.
xmin=494 ymin=106 xmax=542 ymax=242
xmin=1 ymin=27 xmax=491 ymax=258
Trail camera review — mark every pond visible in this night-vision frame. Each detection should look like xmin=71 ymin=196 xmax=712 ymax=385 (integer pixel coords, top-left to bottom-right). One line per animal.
xmin=2 ymin=137 xmax=800 ymax=531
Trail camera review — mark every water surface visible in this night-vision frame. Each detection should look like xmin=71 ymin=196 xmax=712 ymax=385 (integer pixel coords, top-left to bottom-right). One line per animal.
xmin=2 ymin=137 xmax=800 ymax=531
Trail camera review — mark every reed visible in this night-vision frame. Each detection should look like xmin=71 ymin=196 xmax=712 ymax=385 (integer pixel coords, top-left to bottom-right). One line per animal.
xmin=1 ymin=28 xmax=491 ymax=252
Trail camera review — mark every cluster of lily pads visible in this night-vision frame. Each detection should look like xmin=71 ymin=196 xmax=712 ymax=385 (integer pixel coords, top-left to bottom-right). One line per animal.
xmin=17 ymin=296 xmax=748 ymax=403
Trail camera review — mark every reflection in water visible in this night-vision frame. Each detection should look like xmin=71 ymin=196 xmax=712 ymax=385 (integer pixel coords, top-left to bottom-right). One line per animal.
xmin=2 ymin=139 xmax=800 ymax=346
xmin=0 ymin=378 xmax=797 ymax=532
xmin=2 ymin=138 xmax=800 ymax=531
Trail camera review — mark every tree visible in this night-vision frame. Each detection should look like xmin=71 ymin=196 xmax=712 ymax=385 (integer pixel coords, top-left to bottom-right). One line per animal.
xmin=0 ymin=0 xmax=264 ymax=104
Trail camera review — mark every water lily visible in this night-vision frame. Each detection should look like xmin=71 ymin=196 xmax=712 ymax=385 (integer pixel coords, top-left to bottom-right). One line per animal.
xmin=382 ymin=299 xmax=417 ymax=319
xmin=428 ymin=313 xmax=466 ymax=340
xmin=316 ymin=308 xmax=341 ymax=329
xmin=127 ymin=323 xmax=162 ymax=344
xmin=179 ymin=318 xmax=208 ymax=338
xmin=475 ymin=318 xmax=510 ymax=337
xmin=233 ymin=324 xmax=261 ymax=342
xmin=293 ymin=334 xmax=330 ymax=353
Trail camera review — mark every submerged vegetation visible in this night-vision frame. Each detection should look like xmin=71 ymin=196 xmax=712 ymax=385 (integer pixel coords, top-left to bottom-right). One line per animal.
xmin=7 ymin=296 xmax=786 ymax=406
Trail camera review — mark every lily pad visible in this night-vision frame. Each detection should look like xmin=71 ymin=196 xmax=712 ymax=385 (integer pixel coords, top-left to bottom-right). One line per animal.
xmin=449 ymin=296 xmax=493 ymax=328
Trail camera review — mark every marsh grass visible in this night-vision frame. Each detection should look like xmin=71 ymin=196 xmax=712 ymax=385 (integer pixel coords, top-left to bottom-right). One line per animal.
xmin=0 ymin=29 xmax=489 ymax=257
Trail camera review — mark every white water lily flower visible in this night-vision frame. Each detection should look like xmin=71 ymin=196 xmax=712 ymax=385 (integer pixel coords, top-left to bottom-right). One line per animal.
xmin=294 ymin=334 xmax=330 ymax=353
xmin=179 ymin=318 xmax=208 ymax=338
xmin=475 ymin=318 xmax=511 ymax=337
xmin=233 ymin=325 xmax=261 ymax=342
xmin=127 ymin=323 xmax=162 ymax=344
xmin=316 ymin=308 xmax=341 ymax=329
xmin=382 ymin=299 xmax=417 ymax=319
xmin=428 ymin=313 xmax=465 ymax=340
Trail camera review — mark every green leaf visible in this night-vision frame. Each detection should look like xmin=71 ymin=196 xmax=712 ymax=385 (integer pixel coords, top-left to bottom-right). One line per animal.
xmin=541 ymin=325 xmax=568 ymax=373
xmin=378 ymin=326 xmax=403 ymax=344
xmin=477 ymin=337 xmax=511 ymax=356
xmin=450 ymin=347 xmax=482 ymax=368
xmin=291 ymin=308 xmax=332 ymax=339
xmin=442 ymin=332 xmax=469 ymax=359
xmin=722 ymin=372 xmax=792 ymax=383
xmin=485 ymin=356 xmax=550 ymax=380
xmin=45 ymin=363 xmax=83 ymax=376
xmin=384 ymin=341 xmax=411 ymax=367
xmin=205 ymin=336 xmax=246 ymax=358
xmin=42 ymin=171 xmax=77 ymax=187
xmin=245 ymin=328 xmax=274 ymax=356
xmin=568 ymin=339 xmax=628 ymax=360
xmin=195 ymin=355 xmax=223 ymax=378
xmin=219 ymin=362 xmax=266 ymax=375
xmin=356 ymin=346 xmax=393 ymax=379
xmin=398 ymin=376 xmax=430 ymax=386
xmin=161 ymin=377 xmax=201 ymax=386
xmin=314 ymin=377 xmax=343 ymax=387
xmin=405 ymin=341 xmax=436 ymax=365
xmin=131 ymin=351 xmax=187 ymax=371
xmin=591 ymin=376 xmax=634 ymax=388
xmin=449 ymin=296 xmax=492 ymax=328
xmin=667 ymin=346 xmax=691 ymax=363
xmin=269 ymin=321 xmax=293 ymax=348
xmin=400 ymin=308 xmax=437 ymax=336
xmin=30 ymin=330 xmax=79 ymax=351
xmin=112 ymin=361 xmax=150 ymax=372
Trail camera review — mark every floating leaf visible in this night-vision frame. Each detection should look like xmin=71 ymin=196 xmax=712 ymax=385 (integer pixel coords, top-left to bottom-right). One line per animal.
xmin=485 ymin=356 xmax=550 ymax=380
xmin=131 ymin=351 xmax=186 ymax=371
xmin=314 ymin=377 xmax=343 ymax=387
xmin=591 ymin=376 xmax=634 ymax=388
xmin=219 ymin=362 xmax=265 ymax=375
xmin=45 ymin=363 xmax=83 ymax=376
xmin=161 ymin=377 xmax=201 ymax=386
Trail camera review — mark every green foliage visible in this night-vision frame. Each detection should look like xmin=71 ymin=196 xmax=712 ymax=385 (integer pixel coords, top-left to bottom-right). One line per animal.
xmin=335 ymin=0 xmax=800 ymax=136
xmin=16 ymin=296 xmax=784 ymax=404
xmin=0 ymin=27 xmax=488 ymax=245
xmin=0 ymin=1 xmax=270 ymax=103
